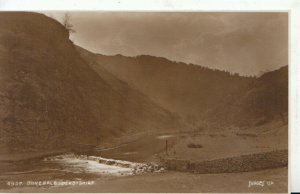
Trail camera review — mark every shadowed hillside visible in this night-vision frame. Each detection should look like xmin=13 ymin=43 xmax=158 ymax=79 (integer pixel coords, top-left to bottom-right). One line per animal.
xmin=86 ymin=53 xmax=253 ymax=122
xmin=81 ymin=50 xmax=287 ymax=129
xmin=0 ymin=12 xmax=183 ymax=154
xmin=207 ymin=66 xmax=288 ymax=127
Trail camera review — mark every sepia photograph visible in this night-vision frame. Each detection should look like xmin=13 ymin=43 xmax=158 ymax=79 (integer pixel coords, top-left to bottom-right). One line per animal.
xmin=0 ymin=10 xmax=288 ymax=193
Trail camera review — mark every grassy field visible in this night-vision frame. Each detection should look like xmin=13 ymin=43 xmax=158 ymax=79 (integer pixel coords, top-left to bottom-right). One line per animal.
xmin=97 ymin=120 xmax=287 ymax=163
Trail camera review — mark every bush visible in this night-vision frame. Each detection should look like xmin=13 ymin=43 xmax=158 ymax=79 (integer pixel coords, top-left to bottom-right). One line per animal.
xmin=187 ymin=143 xmax=203 ymax=148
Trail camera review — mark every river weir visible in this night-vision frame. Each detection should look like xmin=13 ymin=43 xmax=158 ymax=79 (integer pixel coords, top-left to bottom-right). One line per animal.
xmin=43 ymin=153 xmax=164 ymax=176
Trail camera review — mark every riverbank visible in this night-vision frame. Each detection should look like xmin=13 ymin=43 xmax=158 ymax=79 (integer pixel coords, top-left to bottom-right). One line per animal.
xmin=0 ymin=149 xmax=68 ymax=162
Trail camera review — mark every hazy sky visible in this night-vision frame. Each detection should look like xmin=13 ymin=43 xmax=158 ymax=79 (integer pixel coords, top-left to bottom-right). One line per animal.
xmin=44 ymin=12 xmax=288 ymax=76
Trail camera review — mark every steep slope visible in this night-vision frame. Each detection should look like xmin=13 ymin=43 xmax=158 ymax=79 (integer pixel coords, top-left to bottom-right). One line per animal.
xmin=84 ymin=51 xmax=287 ymax=129
xmin=0 ymin=12 xmax=183 ymax=154
xmin=83 ymin=52 xmax=253 ymax=123
xmin=207 ymin=66 xmax=288 ymax=127
xmin=75 ymin=46 xmax=184 ymax=133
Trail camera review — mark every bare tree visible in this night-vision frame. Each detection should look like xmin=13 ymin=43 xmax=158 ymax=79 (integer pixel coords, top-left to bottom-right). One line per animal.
xmin=62 ymin=13 xmax=75 ymax=34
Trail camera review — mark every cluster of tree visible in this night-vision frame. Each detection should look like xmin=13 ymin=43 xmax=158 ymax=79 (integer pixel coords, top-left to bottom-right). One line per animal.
xmin=62 ymin=13 xmax=75 ymax=34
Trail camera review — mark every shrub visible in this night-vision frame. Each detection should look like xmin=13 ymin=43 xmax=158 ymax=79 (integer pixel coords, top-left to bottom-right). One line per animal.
xmin=187 ymin=143 xmax=203 ymax=148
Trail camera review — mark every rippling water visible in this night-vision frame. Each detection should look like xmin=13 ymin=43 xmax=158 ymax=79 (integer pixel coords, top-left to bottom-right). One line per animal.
xmin=43 ymin=153 xmax=142 ymax=176
xmin=0 ymin=153 xmax=162 ymax=190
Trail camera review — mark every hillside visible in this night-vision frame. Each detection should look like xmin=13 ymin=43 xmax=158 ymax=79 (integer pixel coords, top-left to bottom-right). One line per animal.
xmin=83 ymin=50 xmax=287 ymax=128
xmin=207 ymin=66 xmax=288 ymax=127
xmin=0 ymin=12 xmax=183 ymax=154
xmin=86 ymin=53 xmax=253 ymax=122
xmin=78 ymin=51 xmax=250 ymax=124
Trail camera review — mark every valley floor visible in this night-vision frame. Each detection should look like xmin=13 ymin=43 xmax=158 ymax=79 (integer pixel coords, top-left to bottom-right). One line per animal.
xmin=0 ymin=120 xmax=288 ymax=193
xmin=0 ymin=167 xmax=287 ymax=193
